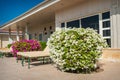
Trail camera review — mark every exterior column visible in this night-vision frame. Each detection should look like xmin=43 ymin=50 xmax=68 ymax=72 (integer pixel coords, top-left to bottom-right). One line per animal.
xmin=22 ymin=27 xmax=25 ymax=40
xmin=25 ymin=24 xmax=29 ymax=40
xmin=110 ymin=0 xmax=119 ymax=48
xmin=9 ymin=28 xmax=13 ymax=44
xmin=118 ymin=0 xmax=120 ymax=48
xmin=0 ymin=36 xmax=2 ymax=48
xmin=16 ymin=26 xmax=20 ymax=41
xmin=99 ymin=13 xmax=103 ymax=37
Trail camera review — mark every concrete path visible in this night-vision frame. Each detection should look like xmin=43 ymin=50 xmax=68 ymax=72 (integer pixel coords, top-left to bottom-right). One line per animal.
xmin=0 ymin=57 xmax=120 ymax=80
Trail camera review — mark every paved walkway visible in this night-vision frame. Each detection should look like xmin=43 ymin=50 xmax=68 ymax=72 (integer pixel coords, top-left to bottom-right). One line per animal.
xmin=0 ymin=57 xmax=120 ymax=80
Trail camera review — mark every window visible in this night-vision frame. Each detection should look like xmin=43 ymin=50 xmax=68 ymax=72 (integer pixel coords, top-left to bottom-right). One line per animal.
xmin=103 ymin=30 xmax=111 ymax=36
xmin=81 ymin=15 xmax=99 ymax=33
xmin=67 ymin=20 xmax=79 ymax=28
xmin=102 ymin=11 xmax=111 ymax=47
xmin=61 ymin=23 xmax=65 ymax=28
xmin=105 ymin=38 xmax=111 ymax=47
xmin=60 ymin=11 xmax=111 ymax=47
xmin=102 ymin=12 xmax=110 ymax=20
xmin=29 ymin=34 xmax=32 ymax=40
xmin=39 ymin=34 xmax=42 ymax=41
xmin=103 ymin=21 xmax=110 ymax=28
xmin=34 ymin=33 xmax=37 ymax=39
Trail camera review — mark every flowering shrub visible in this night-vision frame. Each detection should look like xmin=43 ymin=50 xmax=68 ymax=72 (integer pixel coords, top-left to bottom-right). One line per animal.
xmin=12 ymin=40 xmax=41 ymax=56
xmin=47 ymin=28 xmax=107 ymax=73
xmin=40 ymin=41 xmax=47 ymax=50
xmin=7 ymin=43 xmax=12 ymax=48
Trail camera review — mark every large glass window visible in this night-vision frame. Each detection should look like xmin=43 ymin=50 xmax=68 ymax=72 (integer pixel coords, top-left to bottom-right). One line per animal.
xmin=60 ymin=11 xmax=111 ymax=47
xmin=81 ymin=15 xmax=99 ymax=33
xmin=67 ymin=20 xmax=80 ymax=28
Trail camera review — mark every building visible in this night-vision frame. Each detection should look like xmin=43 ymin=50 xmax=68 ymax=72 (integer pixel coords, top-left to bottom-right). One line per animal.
xmin=0 ymin=0 xmax=120 ymax=48
xmin=0 ymin=30 xmax=21 ymax=48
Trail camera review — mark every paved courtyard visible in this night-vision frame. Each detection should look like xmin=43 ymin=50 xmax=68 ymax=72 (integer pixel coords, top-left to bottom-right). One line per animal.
xmin=0 ymin=57 xmax=120 ymax=80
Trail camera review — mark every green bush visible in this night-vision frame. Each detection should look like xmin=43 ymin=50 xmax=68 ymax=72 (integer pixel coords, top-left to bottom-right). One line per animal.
xmin=40 ymin=41 xmax=47 ymax=50
xmin=7 ymin=44 xmax=12 ymax=48
xmin=47 ymin=28 xmax=107 ymax=73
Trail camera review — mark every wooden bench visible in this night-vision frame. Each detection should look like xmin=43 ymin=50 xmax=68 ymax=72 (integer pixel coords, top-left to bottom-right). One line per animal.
xmin=0 ymin=48 xmax=12 ymax=58
xmin=17 ymin=46 xmax=51 ymax=69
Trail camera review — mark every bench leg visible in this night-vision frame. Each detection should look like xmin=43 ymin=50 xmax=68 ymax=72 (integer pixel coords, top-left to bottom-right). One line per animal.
xmin=1 ymin=53 xmax=4 ymax=58
xmin=0 ymin=53 xmax=2 ymax=58
xmin=22 ymin=56 xmax=24 ymax=67
xmin=28 ymin=58 xmax=31 ymax=69
xmin=16 ymin=57 xmax=18 ymax=63
xmin=43 ymin=57 xmax=44 ymax=64
xmin=0 ymin=52 xmax=4 ymax=58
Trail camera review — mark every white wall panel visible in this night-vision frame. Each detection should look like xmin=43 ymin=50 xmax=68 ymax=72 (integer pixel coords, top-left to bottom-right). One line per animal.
xmin=56 ymin=0 xmax=111 ymax=29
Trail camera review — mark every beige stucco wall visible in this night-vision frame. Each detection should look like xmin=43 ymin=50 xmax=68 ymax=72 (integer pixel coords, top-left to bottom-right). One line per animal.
xmin=0 ymin=35 xmax=9 ymax=48
xmin=55 ymin=0 xmax=120 ymax=48
xmin=28 ymin=21 xmax=55 ymax=42
xmin=55 ymin=0 xmax=111 ymax=28
xmin=2 ymin=35 xmax=9 ymax=48
xmin=0 ymin=35 xmax=16 ymax=48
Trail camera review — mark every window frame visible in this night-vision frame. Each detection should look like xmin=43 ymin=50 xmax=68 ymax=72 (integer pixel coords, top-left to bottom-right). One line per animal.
xmin=60 ymin=11 xmax=111 ymax=46
xmin=39 ymin=33 xmax=43 ymax=41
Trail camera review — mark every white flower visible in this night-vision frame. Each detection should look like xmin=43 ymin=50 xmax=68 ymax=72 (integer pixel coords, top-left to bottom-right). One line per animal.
xmin=47 ymin=28 xmax=107 ymax=72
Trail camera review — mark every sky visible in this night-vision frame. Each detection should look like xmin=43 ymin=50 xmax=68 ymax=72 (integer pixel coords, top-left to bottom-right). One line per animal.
xmin=0 ymin=0 xmax=44 ymax=26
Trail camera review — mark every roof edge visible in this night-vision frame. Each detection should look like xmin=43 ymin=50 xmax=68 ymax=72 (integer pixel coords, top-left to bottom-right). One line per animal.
xmin=1 ymin=0 xmax=60 ymax=29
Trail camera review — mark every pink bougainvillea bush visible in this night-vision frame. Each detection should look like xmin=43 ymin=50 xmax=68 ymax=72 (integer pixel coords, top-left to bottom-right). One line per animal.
xmin=11 ymin=40 xmax=41 ymax=56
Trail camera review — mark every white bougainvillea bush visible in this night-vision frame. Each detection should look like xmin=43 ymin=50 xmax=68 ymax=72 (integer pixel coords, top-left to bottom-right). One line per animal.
xmin=47 ymin=28 xmax=107 ymax=73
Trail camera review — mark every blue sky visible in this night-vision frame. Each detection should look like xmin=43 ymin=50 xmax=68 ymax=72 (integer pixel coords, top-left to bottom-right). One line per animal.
xmin=0 ymin=0 xmax=44 ymax=26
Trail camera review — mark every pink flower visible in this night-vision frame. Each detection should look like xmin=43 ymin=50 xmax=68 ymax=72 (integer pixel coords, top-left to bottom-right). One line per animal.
xmin=11 ymin=39 xmax=41 ymax=56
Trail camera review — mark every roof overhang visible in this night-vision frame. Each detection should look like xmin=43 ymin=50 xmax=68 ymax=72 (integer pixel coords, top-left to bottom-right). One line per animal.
xmin=0 ymin=0 xmax=85 ymax=31
xmin=0 ymin=0 xmax=60 ymax=30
